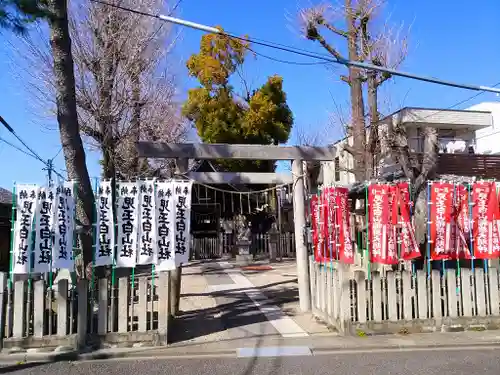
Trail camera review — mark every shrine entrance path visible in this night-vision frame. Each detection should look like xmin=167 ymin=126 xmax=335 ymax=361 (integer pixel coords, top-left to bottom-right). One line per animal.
xmin=169 ymin=259 xmax=331 ymax=345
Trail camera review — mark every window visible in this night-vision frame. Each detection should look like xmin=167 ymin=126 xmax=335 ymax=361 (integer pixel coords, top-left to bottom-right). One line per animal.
xmin=334 ymin=156 xmax=340 ymax=181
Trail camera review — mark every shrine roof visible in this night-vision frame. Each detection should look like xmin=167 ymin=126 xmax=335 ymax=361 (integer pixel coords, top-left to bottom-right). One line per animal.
xmin=0 ymin=187 xmax=12 ymax=205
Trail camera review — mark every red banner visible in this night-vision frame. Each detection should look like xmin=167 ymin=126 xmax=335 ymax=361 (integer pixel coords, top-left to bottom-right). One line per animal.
xmin=397 ymin=182 xmax=421 ymax=260
xmin=311 ymin=187 xmax=353 ymax=264
xmin=311 ymin=195 xmax=321 ymax=262
xmin=326 ymin=187 xmax=341 ymax=261
xmin=430 ymin=182 xmax=454 ymax=260
xmin=451 ymin=185 xmax=472 ymax=259
xmin=472 ymin=182 xmax=500 ymax=259
xmin=369 ymin=184 xmax=397 ymax=264
xmin=336 ymin=187 xmax=354 ymax=264
xmin=386 ymin=186 xmax=399 ymax=264
xmin=319 ymin=189 xmax=329 ymax=260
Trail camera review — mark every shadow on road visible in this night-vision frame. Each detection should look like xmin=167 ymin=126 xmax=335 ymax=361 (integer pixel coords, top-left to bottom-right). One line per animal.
xmin=0 ymin=362 xmax=48 ymax=374
xmin=169 ymin=277 xmax=299 ymax=343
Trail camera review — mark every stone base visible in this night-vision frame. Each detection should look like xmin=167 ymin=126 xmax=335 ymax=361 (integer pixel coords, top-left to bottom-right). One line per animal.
xmin=235 ymin=254 xmax=253 ymax=266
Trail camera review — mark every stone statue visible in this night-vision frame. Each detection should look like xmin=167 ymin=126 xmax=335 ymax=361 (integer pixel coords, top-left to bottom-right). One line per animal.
xmin=235 ymin=214 xmax=251 ymax=242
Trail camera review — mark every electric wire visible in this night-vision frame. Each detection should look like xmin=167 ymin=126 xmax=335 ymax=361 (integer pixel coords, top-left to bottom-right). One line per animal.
xmin=0 ymin=116 xmax=66 ymax=180
xmin=89 ymin=0 xmax=500 ymax=94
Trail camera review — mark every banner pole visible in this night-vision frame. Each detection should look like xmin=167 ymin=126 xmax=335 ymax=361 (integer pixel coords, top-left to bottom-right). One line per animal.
xmin=467 ymin=183 xmax=475 ymax=275
xmin=8 ymin=184 xmax=16 ymax=290
xmin=426 ymin=182 xmax=432 ymax=280
xmin=365 ymin=183 xmax=371 ymax=280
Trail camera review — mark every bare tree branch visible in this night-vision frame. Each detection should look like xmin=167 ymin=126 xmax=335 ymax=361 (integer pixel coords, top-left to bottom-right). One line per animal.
xmin=6 ymin=0 xmax=188 ymax=179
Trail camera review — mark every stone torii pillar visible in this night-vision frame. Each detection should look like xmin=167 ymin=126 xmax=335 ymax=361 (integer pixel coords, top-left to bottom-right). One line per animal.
xmin=137 ymin=142 xmax=336 ymax=315
xmin=292 ymin=159 xmax=311 ymax=312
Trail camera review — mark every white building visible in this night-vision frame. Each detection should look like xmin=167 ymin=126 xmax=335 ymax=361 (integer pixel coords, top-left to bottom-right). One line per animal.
xmin=322 ymin=104 xmax=496 ymax=185
xmin=465 ymin=102 xmax=500 ymax=154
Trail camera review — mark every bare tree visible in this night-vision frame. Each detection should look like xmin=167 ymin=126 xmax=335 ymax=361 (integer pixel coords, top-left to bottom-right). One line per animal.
xmin=299 ymin=0 xmax=409 ymax=180
xmin=8 ymin=0 xmax=187 ymax=179
xmin=389 ymin=115 xmax=438 ymax=244
xmin=69 ymin=0 xmax=187 ymax=178
xmin=292 ymin=124 xmax=326 ymax=195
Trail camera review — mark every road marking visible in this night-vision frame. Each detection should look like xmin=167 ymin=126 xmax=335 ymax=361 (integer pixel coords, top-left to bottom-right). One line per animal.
xmin=237 ymin=346 xmax=312 ymax=358
xmin=217 ymin=261 xmax=309 ymax=338
xmin=312 ymin=345 xmax=500 ymax=356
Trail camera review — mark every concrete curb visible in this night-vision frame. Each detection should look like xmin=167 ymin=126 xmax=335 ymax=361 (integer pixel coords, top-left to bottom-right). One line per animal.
xmin=0 ymin=347 xmax=238 ymax=365
xmin=1 ymin=339 xmax=500 ymax=365
xmin=312 ymin=341 xmax=500 ymax=353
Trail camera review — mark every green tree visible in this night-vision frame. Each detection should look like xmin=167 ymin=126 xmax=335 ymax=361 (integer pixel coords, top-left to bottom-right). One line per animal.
xmin=182 ymin=29 xmax=294 ymax=172
xmin=0 ymin=0 xmax=48 ymax=34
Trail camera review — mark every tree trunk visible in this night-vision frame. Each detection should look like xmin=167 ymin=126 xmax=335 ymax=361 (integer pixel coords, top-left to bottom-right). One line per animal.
xmin=130 ymin=72 xmax=141 ymax=175
xmin=46 ymin=0 xmax=94 ymax=267
xmin=346 ymin=0 xmax=366 ymax=181
xmin=367 ymin=73 xmax=379 ymax=178
xmin=98 ymin=76 xmax=116 ymax=179
xmin=390 ymin=117 xmax=439 ymax=244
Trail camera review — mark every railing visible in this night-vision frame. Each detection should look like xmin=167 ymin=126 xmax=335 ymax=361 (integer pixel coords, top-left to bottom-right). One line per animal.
xmin=190 ymin=232 xmax=296 ymax=260
xmin=310 ymin=258 xmax=500 ymax=335
xmin=1 ymin=270 xmax=171 ymax=351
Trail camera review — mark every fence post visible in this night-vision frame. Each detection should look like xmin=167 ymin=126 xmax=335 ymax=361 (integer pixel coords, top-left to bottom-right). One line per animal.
xmin=0 ymin=272 xmax=6 ymax=349
xmin=12 ymin=280 xmax=24 ymax=339
xmin=76 ymin=278 xmax=88 ymax=349
xmin=158 ymin=271 xmax=171 ymax=345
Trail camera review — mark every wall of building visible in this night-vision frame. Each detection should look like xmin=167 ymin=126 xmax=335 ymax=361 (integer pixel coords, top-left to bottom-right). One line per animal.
xmin=320 ymin=106 xmax=491 ymax=186
xmin=467 ymin=102 xmax=500 ymax=154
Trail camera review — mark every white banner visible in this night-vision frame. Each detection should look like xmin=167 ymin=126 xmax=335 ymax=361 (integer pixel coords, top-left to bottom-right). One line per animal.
xmin=137 ymin=180 xmax=157 ymax=266
xmin=12 ymin=184 xmax=39 ymax=274
xmin=155 ymin=181 xmax=176 ymax=270
xmin=33 ymin=187 xmax=55 ymax=273
xmin=116 ymin=182 xmax=139 ymax=268
xmin=174 ymin=180 xmax=193 ymax=266
xmin=64 ymin=181 xmax=76 ymax=266
xmin=95 ymin=180 xmax=115 ymax=267
xmin=52 ymin=183 xmax=75 ymax=270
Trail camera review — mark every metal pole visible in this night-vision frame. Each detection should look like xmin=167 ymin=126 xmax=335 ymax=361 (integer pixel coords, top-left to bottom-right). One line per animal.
xmin=88 ymin=0 xmax=500 ymax=95
xmin=277 ymin=187 xmax=282 ymax=259
xmin=292 ymin=159 xmax=311 ymax=312
xmin=171 ymin=158 xmax=188 ymax=316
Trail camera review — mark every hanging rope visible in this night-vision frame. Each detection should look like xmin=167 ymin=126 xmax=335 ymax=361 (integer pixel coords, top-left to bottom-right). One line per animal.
xmin=180 ymin=171 xmax=305 ymax=194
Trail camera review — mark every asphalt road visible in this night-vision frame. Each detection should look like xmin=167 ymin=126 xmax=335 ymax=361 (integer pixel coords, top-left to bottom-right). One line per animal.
xmin=3 ymin=348 xmax=500 ymax=375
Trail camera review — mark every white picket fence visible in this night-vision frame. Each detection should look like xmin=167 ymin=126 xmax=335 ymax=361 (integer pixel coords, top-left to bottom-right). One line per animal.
xmin=310 ymin=258 xmax=500 ymax=334
xmin=1 ymin=270 xmax=171 ymax=350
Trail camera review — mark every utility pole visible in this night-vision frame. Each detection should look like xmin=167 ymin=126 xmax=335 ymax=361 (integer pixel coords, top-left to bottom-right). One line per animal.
xmin=43 ymin=158 xmax=54 ymax=187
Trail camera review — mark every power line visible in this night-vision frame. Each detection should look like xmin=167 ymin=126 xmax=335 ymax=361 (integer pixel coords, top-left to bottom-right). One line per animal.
xmin=51 ymin=146 xmax=63 ymax=161
xmin=414 ymin=81 xmax=500 ymax=124
xmin=0 ymin=115 xmax=49 ymax=165
xmin=0 ymin=115 xmax=66 ymax=181
xmin=247 ymin=46 xmax=329 ymax=66
xmin=89 ymin=0 xmax=500 ymax=94
xmin=169 ymin=0 xmax=184 ymax=15
xmin=0 ymin=136 xmax=40 ymax=160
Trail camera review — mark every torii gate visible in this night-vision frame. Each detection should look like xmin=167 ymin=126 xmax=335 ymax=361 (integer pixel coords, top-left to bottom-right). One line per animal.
xmin=137 ymin=142 xmax=335 ymax=313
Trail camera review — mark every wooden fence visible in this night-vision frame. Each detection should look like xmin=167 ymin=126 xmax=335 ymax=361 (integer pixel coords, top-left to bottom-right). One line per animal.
xmin=191 ymin=232 xmax=296 ymax=260
xmin=310 ymin=258 xmax=500 ymax=335
xmin=1 ymin=270 xmax=171 ymax=351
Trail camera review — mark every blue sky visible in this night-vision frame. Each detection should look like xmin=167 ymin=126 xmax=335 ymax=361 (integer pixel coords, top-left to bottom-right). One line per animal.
xmin=0 ymin=0 xmax=498 ymax=189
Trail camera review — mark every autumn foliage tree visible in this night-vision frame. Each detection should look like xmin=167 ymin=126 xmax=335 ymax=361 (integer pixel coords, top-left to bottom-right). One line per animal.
xmin=182 ymin=29 xmax=294 ymax=172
